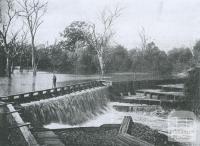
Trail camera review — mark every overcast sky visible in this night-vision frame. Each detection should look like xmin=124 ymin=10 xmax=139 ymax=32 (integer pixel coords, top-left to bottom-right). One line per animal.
xmin=22 ymin=0 xmax=200 ymax=51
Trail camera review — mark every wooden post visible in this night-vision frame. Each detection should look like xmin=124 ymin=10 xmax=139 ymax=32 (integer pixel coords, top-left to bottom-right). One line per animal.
xmin=54 ymin=88 xmax=57 ymax=95
xmin=78 ymin=84 xmax=81 ymax=91
xmin=72 ymin=85 xmax=75 ymax=92
xmin=61 ymin=87 xmax=65 ymax=94
xmin=63 ymin=87 xmax=67 ymax=94
xmin=29 ymin=92 xmax=34 ymax=101
xmin=89 ymin=82 xmax=93 ymax=88
xmin=150 ymin=93 xmax=152 ymax=99
xmin=0 ymin=102 xmax=6 ymax=129
xmin=46 ymin=89 xmax=51 ymax=98
xmin=8 ymin=96 xmax=14 ymax=102
xmin=19 ymin=94 xmax=25 ymax=103
xmin=38 ymin=91 xmax=43 ymax=99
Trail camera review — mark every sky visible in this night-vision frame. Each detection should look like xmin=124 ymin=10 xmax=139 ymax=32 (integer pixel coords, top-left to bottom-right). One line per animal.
xmin=15 ymin=0 xmax=200 ymax=51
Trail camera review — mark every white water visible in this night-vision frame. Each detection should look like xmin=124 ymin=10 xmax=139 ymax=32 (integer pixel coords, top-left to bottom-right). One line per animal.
xmin=22 ymin=87 xmax=109 ymax=126
xmin=44 ymin=102 xmax=167 ymax=131
xmin=44 ymin=102 xmax=200 ymax=145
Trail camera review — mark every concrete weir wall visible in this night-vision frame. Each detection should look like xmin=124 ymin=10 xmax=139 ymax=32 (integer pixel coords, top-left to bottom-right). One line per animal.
xmin=110 ymin=78 xmax=186 ymax=97
xmin=22 ymin=86 xmax=110 ymax=127
xmin=0 ymin=103 xmax=39 ymax=146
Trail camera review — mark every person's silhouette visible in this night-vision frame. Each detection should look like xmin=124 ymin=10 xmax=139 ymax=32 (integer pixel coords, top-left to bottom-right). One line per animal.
xmin=53 ymin=74 xmax=57 ymax=88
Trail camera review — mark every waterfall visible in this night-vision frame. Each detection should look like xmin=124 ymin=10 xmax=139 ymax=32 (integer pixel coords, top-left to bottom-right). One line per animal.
xmin=21 ymin=87 xmax=110 ymax=127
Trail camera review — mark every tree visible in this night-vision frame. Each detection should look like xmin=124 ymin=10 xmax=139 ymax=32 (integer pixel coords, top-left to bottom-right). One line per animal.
xmin=7 ymin=32 xmax=20 ymax=73
xmin=78 ymin=48 xmax=98 ymax=74
xmin=17 ymin=29 xmax=28 ymax=72
xmin=37 ymin=46 xmax=51 ymax=71
xmin=139 ymin=27 xmax=148 ymax=52
xmin=168 ymin=47 xmax=193 ymax=72
xmin=184 ymin=67 xmax=200 ymax=111
xmin=61 ymin=6 xmax=122 ymax=76
xmin=0 ymin=0 xmax=18 ymax=77
xmin=128 ymin=48 xmax=141 ymax=72
xmin=0 ymin=37 xmax=6 ymax=75
xmin=85 ymin=7 xmax=122 ymax=75
xmin=129 ymin=42 xmax=172 ymax=75
xmin=144 ymin=42 xmax=172 ymax=75
xmin=17 ymin=0 xmax=47 ymax=76
xmin=105 ymin=45 xmax=130 ymax=72
xmin=193 ymin=40 xmax=200 ymax=64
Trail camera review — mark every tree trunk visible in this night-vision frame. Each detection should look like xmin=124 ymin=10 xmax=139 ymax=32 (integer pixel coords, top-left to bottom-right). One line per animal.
xmin=6 ymin=54 xmax=11 ymax=78
xmin=2 ymin=36 xmax=11 ymax=77
xmin=32 ymin=75 xmax=36 ymax=91
xmin=97 ymin=54 xmax=104 ymax=76
xmin=31 ymin=36 xmax=37 ymax=76
xmin=19 ymin=54 xmax=23 ymax=72
xmin=11 ymin=60 xmax=14 ymax=74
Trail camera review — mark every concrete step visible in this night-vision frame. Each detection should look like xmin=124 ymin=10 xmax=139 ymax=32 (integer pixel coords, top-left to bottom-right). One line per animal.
xmin=113 ymin=104 xmax=161 ymax=112
xmin=136 ymin=89 xmax=184 ymax=100
xmin=157 ymin=84 xmax=184 ymax=92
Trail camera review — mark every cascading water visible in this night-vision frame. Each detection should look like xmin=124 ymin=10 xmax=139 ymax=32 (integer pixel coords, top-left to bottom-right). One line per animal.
xmin=21 ymin=87 xmax=110 ymax=127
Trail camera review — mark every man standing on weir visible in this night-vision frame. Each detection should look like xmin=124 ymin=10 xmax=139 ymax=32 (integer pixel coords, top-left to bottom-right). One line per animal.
xmin=53 ymin=73 xmax=57 ymax=88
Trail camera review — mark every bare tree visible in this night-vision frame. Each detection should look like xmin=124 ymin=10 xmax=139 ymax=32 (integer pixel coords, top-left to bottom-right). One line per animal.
xmin=139 ymin=27 xmax=148 ymax=52
xmin=86 ymin=6 xmax=122 ymax=76
xmin=8 ymin=31 xmax=21 ymax=73
xmin=0 ymin=0 xmax=18 ymax=77
xmin=17 ymin=0 xmax=47 ymax=76
xmin=18 ymin=29 xmax=28 ymax=72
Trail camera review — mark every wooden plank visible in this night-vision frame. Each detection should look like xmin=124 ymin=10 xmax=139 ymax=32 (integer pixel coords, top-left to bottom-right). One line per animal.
xmin=117 ymin=133 xmax=154 ymax=146
xmin=6 ymin=104 xmax=39 ymax=146
xmin=8 ymin=122 xmax=31 ymax=129
xmin=119 ymin=116 xmax=132 ymax=134
xmin=34 ymin=131 xmax=65 ymax=146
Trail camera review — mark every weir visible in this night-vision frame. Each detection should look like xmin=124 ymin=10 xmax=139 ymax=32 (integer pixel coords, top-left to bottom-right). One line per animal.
xmin=21 ymin=86 xmax=110 ymax=127
xmin=0 ymin=78 xmax=191 ymax=146
xmin=0 ymin=80 xmax=109 ymax=146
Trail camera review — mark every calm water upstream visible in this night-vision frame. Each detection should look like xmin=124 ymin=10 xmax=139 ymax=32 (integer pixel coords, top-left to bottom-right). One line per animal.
xmin=0 ymin=70 xmax=107 ymax=96
xmin=0 ymin=70 xmax=160 ymax=97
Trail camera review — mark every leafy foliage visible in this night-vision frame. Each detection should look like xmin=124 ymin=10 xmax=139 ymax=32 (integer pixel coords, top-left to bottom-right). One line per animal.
xmin=168 ymin=47 xmax=193 ymax=72
xmin=61 ymin=21 xmax=89 ymax=51
xmin=184 ymin=67 xmax=200 ymax=112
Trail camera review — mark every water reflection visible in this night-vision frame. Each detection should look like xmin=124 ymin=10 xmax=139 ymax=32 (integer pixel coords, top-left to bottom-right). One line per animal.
xmin=0 ymin=70 xmax=103 ymax=96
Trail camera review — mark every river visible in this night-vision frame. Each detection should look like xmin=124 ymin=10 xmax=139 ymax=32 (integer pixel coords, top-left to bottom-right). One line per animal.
xmin=0 ymin=70 xmax=106 ymax=96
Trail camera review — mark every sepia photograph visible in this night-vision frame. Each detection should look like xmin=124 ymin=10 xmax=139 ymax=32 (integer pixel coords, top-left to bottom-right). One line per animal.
xmin=0 ymin=0 xmax=200 ymax=146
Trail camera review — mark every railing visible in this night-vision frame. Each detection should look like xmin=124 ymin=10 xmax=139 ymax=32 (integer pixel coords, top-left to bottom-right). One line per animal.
xmin=1 ymin=103 xmax=39 ymax=146
xmin=0 ymin=80 xmax=105 ymax=104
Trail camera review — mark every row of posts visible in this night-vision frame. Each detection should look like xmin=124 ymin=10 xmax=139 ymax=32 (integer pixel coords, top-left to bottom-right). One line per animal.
xmin=0 ymin=80 xmax=104 ymax=104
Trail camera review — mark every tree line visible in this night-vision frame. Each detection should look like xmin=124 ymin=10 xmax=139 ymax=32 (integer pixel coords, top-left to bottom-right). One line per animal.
xmin=0 ymin=30 xmax=197 ymax=76
xmin=0 ymin=1 xmax=199 ymax=77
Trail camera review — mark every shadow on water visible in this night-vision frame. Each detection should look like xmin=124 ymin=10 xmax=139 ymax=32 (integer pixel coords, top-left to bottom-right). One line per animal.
xmin=32 ymin=76 xmax=36 ymax=92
